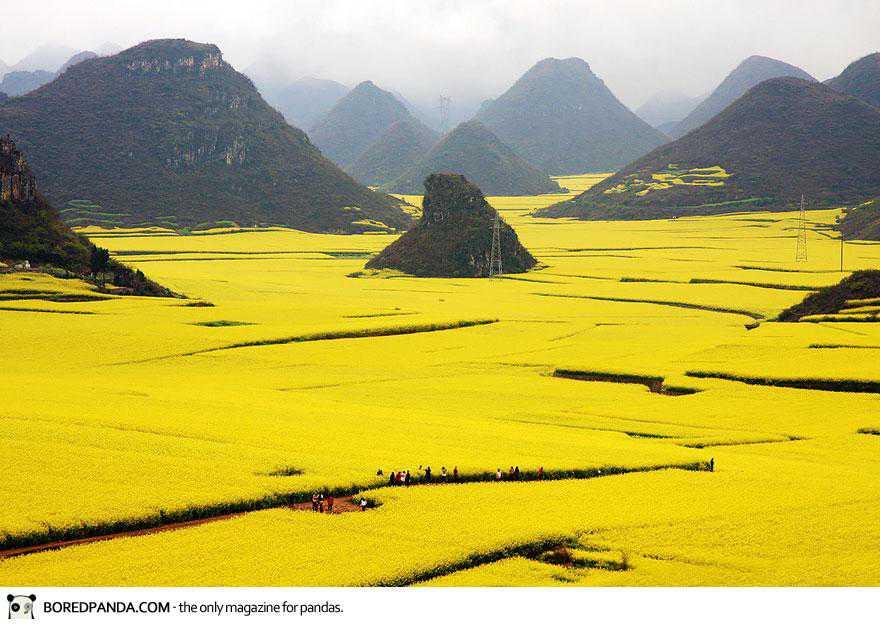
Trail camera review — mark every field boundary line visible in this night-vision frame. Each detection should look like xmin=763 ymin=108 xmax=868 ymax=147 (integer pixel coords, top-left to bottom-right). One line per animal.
xmin=109 ymin=318 xmax=500 ymax=365
xmin=532 ymin=292 xmax=765 ymax=320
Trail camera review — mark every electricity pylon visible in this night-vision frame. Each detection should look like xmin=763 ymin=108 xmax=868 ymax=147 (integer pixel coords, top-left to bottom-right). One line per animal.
xmin=489 ymin=212 xmax=502 ymax=277
xmin=795 ymin=194 xmax=808 ymax=262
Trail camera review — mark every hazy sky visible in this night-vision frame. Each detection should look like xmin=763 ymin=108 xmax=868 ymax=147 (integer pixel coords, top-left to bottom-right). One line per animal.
xmin=3 ymin=0 xmax=878 ymax=109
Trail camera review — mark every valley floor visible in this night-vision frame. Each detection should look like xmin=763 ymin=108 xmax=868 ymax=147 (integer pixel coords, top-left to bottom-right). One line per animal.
xmin=1 ymin=176 xmax=879 ymax=585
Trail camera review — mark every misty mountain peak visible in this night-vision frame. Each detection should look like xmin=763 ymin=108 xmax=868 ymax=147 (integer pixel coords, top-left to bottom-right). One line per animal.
xmin=309 ymin=79 xmax=412 ymax=167
xmin=827 ymin=52 xmax=880 ymax=108
xmin=386 ymin=119 xmax=562 ymax=195
xmin=670 ymin=54 xmax=815 ymax=137
xmin=475 ymin=56 xmax=665 ymax=173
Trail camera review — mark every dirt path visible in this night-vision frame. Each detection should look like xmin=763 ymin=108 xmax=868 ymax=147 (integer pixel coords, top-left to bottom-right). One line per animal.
xmin=0 ymin=498 xmax=364 ymax=560
xmin=0 ymin=463 xmax=709 ymax=561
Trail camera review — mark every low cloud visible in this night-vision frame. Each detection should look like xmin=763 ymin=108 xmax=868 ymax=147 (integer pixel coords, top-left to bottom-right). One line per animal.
xmin=3 ymin=0 xmax=878 ymax=110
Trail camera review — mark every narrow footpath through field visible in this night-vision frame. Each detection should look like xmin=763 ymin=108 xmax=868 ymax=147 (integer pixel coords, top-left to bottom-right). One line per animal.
xmin=0 ymin=463 xmax=710 ymax=560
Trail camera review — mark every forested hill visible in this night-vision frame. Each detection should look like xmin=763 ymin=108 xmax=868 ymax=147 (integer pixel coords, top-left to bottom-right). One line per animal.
xmin=0 ymin=39 xmax=412 ymax=233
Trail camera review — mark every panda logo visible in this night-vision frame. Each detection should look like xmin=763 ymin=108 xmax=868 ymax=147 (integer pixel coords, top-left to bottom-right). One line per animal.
xmin=6 ymin=595 xmax=36 ymax=620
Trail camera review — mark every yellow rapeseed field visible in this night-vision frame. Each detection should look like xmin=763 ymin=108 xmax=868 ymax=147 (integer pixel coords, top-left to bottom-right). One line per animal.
xmin=2 ymin=175 xmax=879 ymax=585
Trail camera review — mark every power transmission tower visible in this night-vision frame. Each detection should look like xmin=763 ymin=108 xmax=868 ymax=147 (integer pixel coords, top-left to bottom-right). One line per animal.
xmin=437 ymin=95 xmax=451 ymax=133
xmin=489 ymin=212 xmax=502 ymax=277
xmin=795 ymin=194 xmax=808 ymax=262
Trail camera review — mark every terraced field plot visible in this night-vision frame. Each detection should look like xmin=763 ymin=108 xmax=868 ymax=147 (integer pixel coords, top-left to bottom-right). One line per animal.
xmin=603 ymin=165 xmax=731 ymax=197
xmin=2 ymin=183 xmax=880 ymax=585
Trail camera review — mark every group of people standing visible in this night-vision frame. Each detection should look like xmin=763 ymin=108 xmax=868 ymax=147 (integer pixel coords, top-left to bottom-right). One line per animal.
xmin=380 ymin=465 xmax=545 ymax=485
xmin=310 ymin=491 xmax=334 ymax=513
xmin=495 ymin=466 xmax=543 ymax=481
xmin=384 ymin=465 xmax=460 ymax=486
xmin=310 ymin=492 xmax=369 ymax=513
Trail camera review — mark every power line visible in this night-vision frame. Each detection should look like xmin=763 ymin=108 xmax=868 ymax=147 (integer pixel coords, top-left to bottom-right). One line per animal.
xmin=795 ymin=194 xmax=808 ymax=262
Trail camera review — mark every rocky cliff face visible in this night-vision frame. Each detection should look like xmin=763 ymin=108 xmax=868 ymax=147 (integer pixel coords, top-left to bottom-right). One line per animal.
xmin=0 ymin=134 xmax=37 ymax=203
xmin=0 ymin=136 xmax=175 ymax=296
xmin=366 ymin=173 xmax=537 ymax=277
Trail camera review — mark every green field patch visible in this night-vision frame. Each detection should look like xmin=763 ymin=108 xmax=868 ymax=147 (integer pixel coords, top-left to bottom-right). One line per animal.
xmin=59 ymin=201 xmax=131 ymax=229
xmin=734 ymin=265 xmax=842 ymax=274
xmin=620 ymin=277 xmax=687 ymax=284
xmin=552 ymin=369 xmax=701 ymax=396
xmin=322 ymin=251 xmax=374 ymax=259
xmin=261 ymin=467 xmax=305 ymax=477
xmin=809 ymin=344 xmax=880 ymax=349
xmin=190 ymin=220 xmax=240 ymax=231
xmin=189 ymin=320 xmax=255 ymax=328
xmin=0 ymin=288 xmax=111 ymax=303
xmin=342 ymin=311 xmax=418 ymax=319
xmin=686 ymin=370 xmax=880 ymax=394
xmin=798 ymin=314 xmax=878 ymax=322
xmin=0 ymin=306 xmax=96 ymax=315
xmin=679 ymin=435 xmax=805 ymax=448
xmin=179 ymin=301 xmax=215 ymax=308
